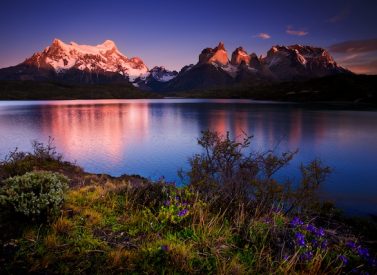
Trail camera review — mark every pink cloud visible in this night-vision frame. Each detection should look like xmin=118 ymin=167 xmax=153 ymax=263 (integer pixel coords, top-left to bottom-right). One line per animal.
xmin=286 ymin=27 xmax=308 ymax=36
xmin=254 ymin=33 xmax=271 ymax=39
xmin=346 ymin=60 xmax=377 ymax=75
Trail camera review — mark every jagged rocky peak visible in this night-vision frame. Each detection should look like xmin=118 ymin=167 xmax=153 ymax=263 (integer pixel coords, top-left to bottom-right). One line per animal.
xmin=266 ymin=44 xmax=337 ymax=67
xmin=249 ymin=52 xmax=262 ymax=70
xmin=231 ymin=47 xmax=251 ymax=65
xmin=180 ymin=64 xmax=194 ymax=74
xmin=263 ymin=44 xmax=347 ymax=79
xmin=199 ymin=42 xmax=229 ymax=66
xmin=216 ymin=41 xmax=225 ymax=51
xmin=52 ymin=38 xmax=63 ymax=47
xmin=101 ymin=39 xmax=117 ymax=49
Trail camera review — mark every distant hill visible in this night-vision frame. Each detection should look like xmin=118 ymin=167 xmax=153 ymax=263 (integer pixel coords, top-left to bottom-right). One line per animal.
xmin=173 ymin=74 xmax=377 ymax=106
xmin=0 ymin=81 xmax=161 ymax=100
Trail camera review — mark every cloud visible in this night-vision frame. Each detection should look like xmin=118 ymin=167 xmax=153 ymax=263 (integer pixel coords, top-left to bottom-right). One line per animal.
xmin=329 ymin=38 xmax=377 ymax=53
xmin=253 ymin=33 xmax=271 ymax=39
xmin=328 ymin=39 xmax=377 ymax=75
xmin=286 ymin=27 xmax=308 ymax=36
xmin=346 ymin=59 xmax=377 ymax=75
xmin=327 ymin=7 xmax=350 ymax=23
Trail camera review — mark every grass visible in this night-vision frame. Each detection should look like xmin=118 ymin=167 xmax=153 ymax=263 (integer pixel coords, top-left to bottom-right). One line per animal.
xmin=0 ymin=135 xmax=376 ymax=274
xmin=1 ymin=177 xmax=376 ymax=274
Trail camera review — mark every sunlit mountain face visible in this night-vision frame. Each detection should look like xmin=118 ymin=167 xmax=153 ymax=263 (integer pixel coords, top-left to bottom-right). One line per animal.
xmin=0 ymin=38 xmax=351 ymax=92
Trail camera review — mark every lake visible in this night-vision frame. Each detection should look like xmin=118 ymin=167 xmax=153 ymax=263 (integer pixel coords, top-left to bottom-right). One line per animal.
xmin=0 ymin=99 xmax=376 ymax=215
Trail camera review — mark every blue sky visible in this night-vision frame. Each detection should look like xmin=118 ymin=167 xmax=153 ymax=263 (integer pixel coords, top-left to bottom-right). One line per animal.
xmin=1 ymin=0 xmax=376 ymax=73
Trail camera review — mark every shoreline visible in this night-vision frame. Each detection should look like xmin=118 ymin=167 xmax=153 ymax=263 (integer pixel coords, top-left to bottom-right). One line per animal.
xmin=0 ymin=139 xmax=376 ymax=273
xmin=0 ymin=97 xmax=376 ymax=111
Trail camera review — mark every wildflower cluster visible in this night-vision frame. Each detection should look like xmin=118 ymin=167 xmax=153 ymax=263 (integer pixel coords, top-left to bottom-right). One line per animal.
xmin=289 ymin=217 xmax=328 ymax=262
xmin=344 ymin=240 xmax=377 ymax=270
xmin=288 ymin=216 xmax=377 ymax=272
xmin=157 ymin=193 xmax=191 ymax=224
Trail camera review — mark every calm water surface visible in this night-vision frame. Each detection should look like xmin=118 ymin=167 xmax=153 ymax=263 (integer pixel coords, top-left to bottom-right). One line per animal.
xmin=0 ymin=99 xmax=376 ymax=215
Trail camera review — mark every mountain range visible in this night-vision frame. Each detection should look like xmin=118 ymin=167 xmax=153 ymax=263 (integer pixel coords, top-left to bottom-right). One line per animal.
xmin=0 ymin=39 xmax=352 ymax=92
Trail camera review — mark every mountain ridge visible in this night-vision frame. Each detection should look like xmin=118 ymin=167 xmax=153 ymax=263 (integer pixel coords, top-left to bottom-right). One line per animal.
xmin=0 ymin=39 xmax=352 ymax=92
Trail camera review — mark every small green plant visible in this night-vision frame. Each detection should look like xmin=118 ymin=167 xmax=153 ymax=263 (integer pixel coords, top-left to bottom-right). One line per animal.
xmin=158 ymin=194 xmax=191 ymax=225
xmin=0 ymin=171 xmax=69 ymax=218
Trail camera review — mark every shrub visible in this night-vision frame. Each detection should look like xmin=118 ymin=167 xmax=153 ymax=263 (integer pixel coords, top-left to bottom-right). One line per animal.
xmin=0 ymin=137 xmax=75 ymax=180
xmin=184 ymin=130 xmax=331 ymax=215
xmin=0 ymin=171 xmax=69 ymax=218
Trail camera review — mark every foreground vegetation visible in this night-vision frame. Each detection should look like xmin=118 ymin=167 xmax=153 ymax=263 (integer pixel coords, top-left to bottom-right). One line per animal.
xmin=0 ymin=133 xmax=376 ymax=274
xmin=0 ymin=81 xmax=161 ymax=100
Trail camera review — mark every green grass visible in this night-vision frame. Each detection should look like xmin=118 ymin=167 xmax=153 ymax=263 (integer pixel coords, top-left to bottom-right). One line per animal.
xmin=1 ymin=178 xmax=376 ymax=274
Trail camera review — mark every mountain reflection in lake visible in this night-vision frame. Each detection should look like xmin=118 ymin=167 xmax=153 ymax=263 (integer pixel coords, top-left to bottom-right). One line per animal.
xmin=0 ymin=99 xmax=376 ymax=215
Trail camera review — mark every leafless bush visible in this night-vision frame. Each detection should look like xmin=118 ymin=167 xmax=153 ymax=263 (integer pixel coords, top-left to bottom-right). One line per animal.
xmin=184 ymin=130 xmax=331 ymax=216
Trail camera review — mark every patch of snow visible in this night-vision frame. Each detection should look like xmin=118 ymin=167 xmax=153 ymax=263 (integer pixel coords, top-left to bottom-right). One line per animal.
xmin=184 ymin=64 xmax=194 ymax=72
xmin=221 ymin=64 xmax=238 ymax=77
xmin=160 ymin=74 xmax=176 ymax=82
xmin=296 ymin=53 xmax=307 ymax=65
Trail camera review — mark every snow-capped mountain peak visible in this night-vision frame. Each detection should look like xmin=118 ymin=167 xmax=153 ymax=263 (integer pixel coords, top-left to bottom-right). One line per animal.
xmin=149 ymin=66 xmax=178 ymax=82
xmin=24 ymin=39 xmax=148 ymax=81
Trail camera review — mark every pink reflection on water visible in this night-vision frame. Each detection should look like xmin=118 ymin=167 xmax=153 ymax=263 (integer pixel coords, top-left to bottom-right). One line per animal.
xmin=289 ymin=109 xmax=302 ymax=148
xmin=208 ymin=109 xmax=228 ymax=133
xmin=40 ymin=102 xmax=150 ymax=164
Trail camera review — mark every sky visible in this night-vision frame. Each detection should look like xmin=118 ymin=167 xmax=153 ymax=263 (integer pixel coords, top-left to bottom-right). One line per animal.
xmin=0 ymin=0 xmax=377 ymax=73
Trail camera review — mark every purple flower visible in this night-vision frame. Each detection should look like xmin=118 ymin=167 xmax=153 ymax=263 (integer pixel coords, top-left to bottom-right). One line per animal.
xmin=320 ymin=239 xmax=328 ymax=250
xmin=305 ymin=224 xmax=317 ymax=234
xmin=295 ymin=232 xmax=306 ymax=247
xmin=346 ymin=240 xmax=357 ymax=250
xmin=368 ymin=257 xmax=377 ymax=267
xmin=177 ymin=209 xmax=188 ymax=217
xmin=315 ymin=228 xmax=325 ymax=237
xmin=290 ymin=217 xmax=304 ymax=227
xmin=357 ymin=247 xmax=370 ymax=258
xmin=300 ymin=251 xmax=313 ymax=261
xmin=164 ymin=200 xmax=171 ymax=206
xmin=339 ymin=255 xmax=348 ymax=266
xmin=161 ymin=245 xmax=169 ymax=252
